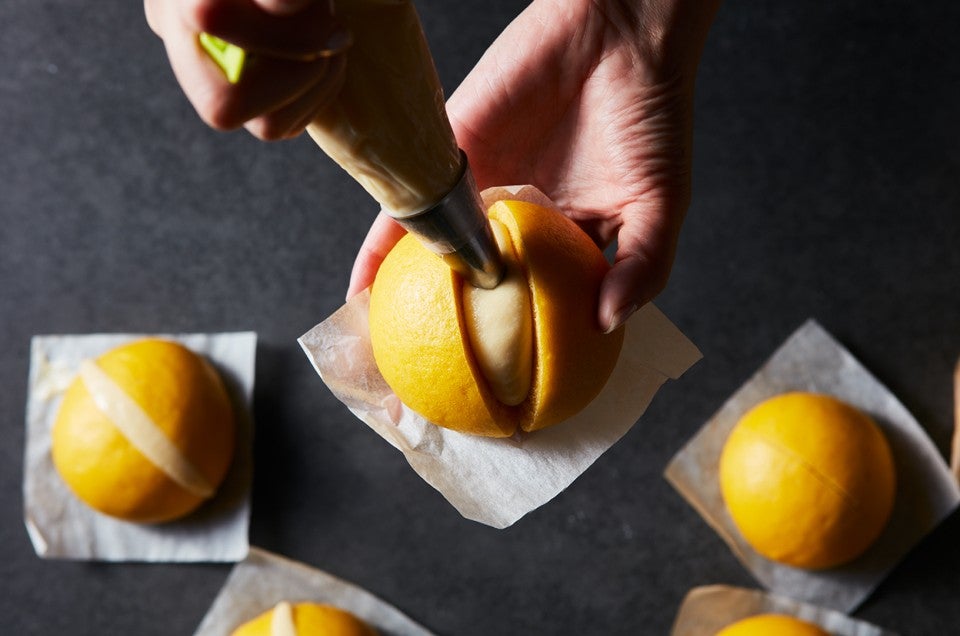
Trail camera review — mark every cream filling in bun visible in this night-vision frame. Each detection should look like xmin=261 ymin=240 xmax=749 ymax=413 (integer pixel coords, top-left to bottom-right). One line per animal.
xmin=462 ymin=219 xmax=533 ymax=406
xmin=270 ymin=602 xmax=296 ymax=636
xmin=79 ymin=359 xmax=215 ymax=498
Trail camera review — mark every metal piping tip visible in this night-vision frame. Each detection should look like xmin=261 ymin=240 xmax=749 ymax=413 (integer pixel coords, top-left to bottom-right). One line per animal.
xmin=389 ymin=151 xmax=504 ymax=289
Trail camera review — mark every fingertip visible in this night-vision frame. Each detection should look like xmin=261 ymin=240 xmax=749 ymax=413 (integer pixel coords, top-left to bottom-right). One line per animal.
xmin=597 ymin=257 xmax=657 ymax=333
xmin=345 ymin=247 xmax=383 ymax=300
xmin=346 ymin=213 xmax=407 ymax=301
xmin=242 ymin=116 xmax=290 ymax=141
xmin=192 ymin=79 xmax=245 ymax=130
xmin=345 ymin=264 xmax=370 ymax=301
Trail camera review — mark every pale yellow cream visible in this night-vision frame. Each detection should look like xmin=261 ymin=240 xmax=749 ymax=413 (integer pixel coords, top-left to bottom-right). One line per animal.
xmin=462 ymin=220 xmax=533 ymax=406
xmin=270 ymin=601 xmax=297 ymax=636
xmin=307 ymin=0 xmax=461 ymax=216
xmin=78 ymin=359 xmax=214 ymax=499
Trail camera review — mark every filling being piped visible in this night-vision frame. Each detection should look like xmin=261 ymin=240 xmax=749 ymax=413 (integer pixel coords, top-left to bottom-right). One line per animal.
xmin=462 ymin=219 xmax=533 ymax=406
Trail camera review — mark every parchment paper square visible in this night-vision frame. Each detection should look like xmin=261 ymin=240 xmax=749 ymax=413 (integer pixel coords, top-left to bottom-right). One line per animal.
xmin=670 ymin=585 xmax=896 ymax=636
xmin=664 ymin=319 xmax=960 ymax=612
xmin=194 ymin=547 xmax=433 ymax=636
xmin=301 ymin=293 xmax=700 ymax=529
xmin=23 ymin=331 xmax=257 ymax=562
xmin=299 ymin=186 xmax=702 ymax=529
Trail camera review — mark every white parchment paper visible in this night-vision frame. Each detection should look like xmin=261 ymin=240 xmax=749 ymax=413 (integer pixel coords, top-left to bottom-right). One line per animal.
xmin=194 ymin=547 xmax=433 ymax=636
xmin=23 ymin=331 xmax=257 ymax=562
xmin=670 ymin=585 xmax=896 ymax=636
xmin=665 ymin=319 xmax=960 ymax=613
xmin=299 ymin=186 xmax=702 ymax=529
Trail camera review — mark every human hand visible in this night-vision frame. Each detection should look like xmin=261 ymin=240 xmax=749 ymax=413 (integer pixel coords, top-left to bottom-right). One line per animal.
xmin=145 ymin=0 xmax=351 ymax=140
xmin=348 ymin=0 xmax=719 ymax=333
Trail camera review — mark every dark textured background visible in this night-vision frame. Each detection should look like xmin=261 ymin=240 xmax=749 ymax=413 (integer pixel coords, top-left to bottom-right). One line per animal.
xmin=2 ymin=1 xmax=959 ymax=634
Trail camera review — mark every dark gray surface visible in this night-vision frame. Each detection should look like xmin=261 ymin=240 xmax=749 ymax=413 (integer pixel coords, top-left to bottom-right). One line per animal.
xmin=2 ymin=1 xmax=959 ymax=634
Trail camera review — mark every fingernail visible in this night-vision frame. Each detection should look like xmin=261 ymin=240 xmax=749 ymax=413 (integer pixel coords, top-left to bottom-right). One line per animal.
xmin=257 ymin=0 xmax=314 ymax=16
xmin=604 ymin=303 xmax=637 ymax=334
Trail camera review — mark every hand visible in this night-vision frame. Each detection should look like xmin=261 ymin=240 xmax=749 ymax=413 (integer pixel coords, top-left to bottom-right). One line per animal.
xmin=348 ymin=0 xmax=719 ymax=333
xmin=145 ymin=0 xmax=351 ymax=140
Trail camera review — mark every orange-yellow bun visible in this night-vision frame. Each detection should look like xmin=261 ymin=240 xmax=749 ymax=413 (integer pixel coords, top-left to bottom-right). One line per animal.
xmin=368 ymin=199 xmax=625 ymax=437
xmin=231 ymin=602 xmax=377 ymax=636
xmin=51 ymin=338 xmax=235 ymax=523
xmin=719 ymin=392 xmax=896 ymax=569
xmin=715 ymin=613 xmax=830 ymax=636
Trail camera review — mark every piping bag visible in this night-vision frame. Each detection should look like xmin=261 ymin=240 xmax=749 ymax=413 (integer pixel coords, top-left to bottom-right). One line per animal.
xmin=200 ymin=1 xmax=504 ymax=289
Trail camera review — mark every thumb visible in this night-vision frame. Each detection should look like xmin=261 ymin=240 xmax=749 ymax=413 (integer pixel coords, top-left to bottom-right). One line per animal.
xmin=346 ymin=212 xmax=407 ymax=300
xmin=597 ymin=200 xmax=684 ymax=333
